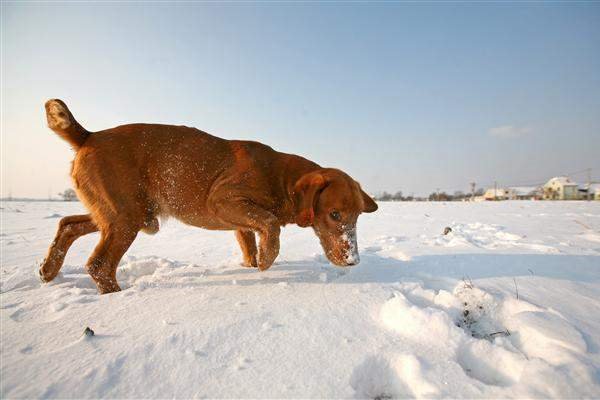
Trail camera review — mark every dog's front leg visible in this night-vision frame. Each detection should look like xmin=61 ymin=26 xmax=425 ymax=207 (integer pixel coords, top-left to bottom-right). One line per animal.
xmin=256 ymin=223 xmax=280 ymax=271
xmin=211 ymin=196 xmax=280 ymax=271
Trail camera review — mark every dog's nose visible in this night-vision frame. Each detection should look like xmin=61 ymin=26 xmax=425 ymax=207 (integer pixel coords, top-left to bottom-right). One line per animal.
xmin=345 ymin=251 xmax=360 ymax=266
xmin=331 ymin=256 xmax=359 ymax=267
xmin=338 ymin=254 xmax=359 ymax=267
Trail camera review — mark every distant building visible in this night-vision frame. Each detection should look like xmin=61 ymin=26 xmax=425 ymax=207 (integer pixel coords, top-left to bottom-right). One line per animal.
xmin=543 ymin=177 xmax=579 ymax=200
xmin=483 ymin=188 xmax=509 ymax=200
xmin=506 ymin=187 xmax=542 ymax=200
xmin=482 ymin=187 xmax=541 ymax=201
xmin=578 ymin=183 xmax=600 ymax=201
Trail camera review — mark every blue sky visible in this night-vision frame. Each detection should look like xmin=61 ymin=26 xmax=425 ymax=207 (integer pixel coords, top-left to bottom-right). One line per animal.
xmin=2 ymin=2 xmax=599 ymax=198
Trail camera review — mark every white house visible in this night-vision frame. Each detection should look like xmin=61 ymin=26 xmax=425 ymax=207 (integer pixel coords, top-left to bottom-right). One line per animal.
xmin=483 ymin=188 xmax=509 ymax=200
xmin=483 ymin=187 xmax=540 ymax=201
xmin=543 ymin=177 xmax=579 ymax=200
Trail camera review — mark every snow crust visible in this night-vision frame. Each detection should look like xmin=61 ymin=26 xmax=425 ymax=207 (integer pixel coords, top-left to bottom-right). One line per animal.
xmin=1 ymin=201 xmax=600 ymax=398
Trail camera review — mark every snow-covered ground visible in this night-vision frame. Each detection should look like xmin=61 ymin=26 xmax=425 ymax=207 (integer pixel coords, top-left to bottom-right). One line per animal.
xmin=2 ymin=200 xmax=600 ymax=398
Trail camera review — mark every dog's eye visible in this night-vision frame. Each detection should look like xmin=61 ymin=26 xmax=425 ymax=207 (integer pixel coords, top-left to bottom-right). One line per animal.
xmin=330 ymin=211 xmax=341 ymax=221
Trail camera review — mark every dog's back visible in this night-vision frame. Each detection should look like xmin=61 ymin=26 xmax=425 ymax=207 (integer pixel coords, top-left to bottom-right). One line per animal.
xmin=47 ymin=101 xmax=236 ymax=231
xmin=45 ymin=100 xmax=294 ymax=231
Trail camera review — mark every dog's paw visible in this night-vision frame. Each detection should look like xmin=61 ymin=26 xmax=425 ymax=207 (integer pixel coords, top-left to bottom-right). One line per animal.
xmin=257 ymin=255 xmax=275 ymax=271
xmin=38 ymin=265 xmax=53 ymax=283
xmin=241 ymin=262 xmax=258 ymax=268
xmin=45 ymin=99 xmax=71 ymax=130
xmin=241 ymin=255 xmax=258 ymax=268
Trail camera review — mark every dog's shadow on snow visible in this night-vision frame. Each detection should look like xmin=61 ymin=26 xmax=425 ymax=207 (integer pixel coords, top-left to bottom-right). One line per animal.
xmin=17 ymin=252 xmax=598 ymax=296
xmin=193 ymin=251 xmax=600 ymax=287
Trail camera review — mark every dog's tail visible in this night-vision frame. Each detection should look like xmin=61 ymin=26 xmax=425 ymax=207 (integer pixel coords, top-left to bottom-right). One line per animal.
xmin=45 ymin=99 xmax=91 ymax=150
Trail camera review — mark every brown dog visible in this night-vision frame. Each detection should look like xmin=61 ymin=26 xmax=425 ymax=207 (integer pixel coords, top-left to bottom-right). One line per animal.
xmin=39 ymin=99 xmax=378 ymax=294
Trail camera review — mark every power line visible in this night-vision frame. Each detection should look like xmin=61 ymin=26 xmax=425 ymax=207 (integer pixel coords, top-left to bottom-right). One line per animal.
xmin=566 ymin=167 xmax=596 ymax=177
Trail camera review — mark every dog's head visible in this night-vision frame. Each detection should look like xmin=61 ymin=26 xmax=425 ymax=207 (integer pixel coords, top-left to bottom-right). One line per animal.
xmin=294 ymin=168 xmax=378 ymax=266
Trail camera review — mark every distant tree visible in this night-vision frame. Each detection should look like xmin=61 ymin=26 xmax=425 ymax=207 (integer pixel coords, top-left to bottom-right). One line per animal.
xmin=475 ymin=188 xmax=484 ymax=196
xmin=438 ymin=192 xmax=451 ymax=201
xmin=377 ymin=191 xmax=393 ymax=201
xmin=59 ymin=188 xmax=78 ymax=202
xmin=428 ymin=192 xmax=451 ymax=201
xmin=392 ymin=191 xmax=404 ymax=201
xmin=453 ymin=191 xmax=465 ymax=201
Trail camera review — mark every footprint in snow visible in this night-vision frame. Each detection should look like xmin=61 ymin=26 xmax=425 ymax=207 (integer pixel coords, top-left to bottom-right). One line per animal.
xmin=233 ymin=357 xmax=252 ymax=370
xmin=43 ymin=213 xmax=62 ymax=219
xmin=363 ymin=236 xmax=412 ymax=261
xmin=350 ymin=354 xmax=438 ymax=399
xmin=9 ymin=308 xmax=26 ymax=322
xmin=1 ymin=301 xmax=22 ymax=309
xmin=190 ymin=350 xmax=207 ymax=358
xmin=456 ymin=339 xmax=525 ymax=387
xmin=261 ymin=321 xmax=283 ymax=330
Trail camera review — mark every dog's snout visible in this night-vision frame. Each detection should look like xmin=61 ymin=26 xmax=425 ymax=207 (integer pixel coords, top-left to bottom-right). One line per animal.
xmin=316 ymin=225 xmax=361 ymax=267
xmin=342 ymin=228 xmax=360 ymax=266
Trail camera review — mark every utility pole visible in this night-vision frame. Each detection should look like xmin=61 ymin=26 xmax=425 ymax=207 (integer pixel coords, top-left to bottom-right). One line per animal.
xmin=470 ymin=182 xmax=476 ymax=202
xmin=494 ymin=181 xmax=497 ymax=201
xmin=587 ymin=168 xmax=592 ymax=201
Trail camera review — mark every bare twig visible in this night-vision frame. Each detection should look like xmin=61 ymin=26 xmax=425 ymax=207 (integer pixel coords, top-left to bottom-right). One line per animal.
xmin=513 ymin=277 xmax=519 ymax=300
xmin=462 ymin=275 xmax=474 ymax=289
xmin=483 ymin=330 xmax=511 ymax=340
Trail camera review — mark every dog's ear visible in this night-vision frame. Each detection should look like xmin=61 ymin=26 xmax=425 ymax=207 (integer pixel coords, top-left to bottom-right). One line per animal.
xmin=360 ymin=188 xmax=378 ymax=213
xmin=294 ymin=172 xmax=327 ymax=227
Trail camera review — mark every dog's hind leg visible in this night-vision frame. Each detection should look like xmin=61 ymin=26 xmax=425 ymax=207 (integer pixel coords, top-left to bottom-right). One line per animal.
xmin=85 ymin=220 xmax=139 ymax=294
xmin=235 ymin=230 xmax=258 ymax=268
xmin=39 ymin=214 xmax=98 ymax=282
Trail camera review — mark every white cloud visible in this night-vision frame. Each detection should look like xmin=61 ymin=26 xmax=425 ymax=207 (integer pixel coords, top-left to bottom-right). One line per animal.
xmin=488 ymin=125 xmax=531 ymax=138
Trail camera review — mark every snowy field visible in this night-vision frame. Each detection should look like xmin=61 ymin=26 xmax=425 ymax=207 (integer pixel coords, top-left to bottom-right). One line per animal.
xmin=2 ymin=200 xmax=600 ymax=399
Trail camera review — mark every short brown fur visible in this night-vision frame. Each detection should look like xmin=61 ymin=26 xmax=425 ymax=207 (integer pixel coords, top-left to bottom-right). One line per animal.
xmin=39 ymin=99 xmax=377 ymax=294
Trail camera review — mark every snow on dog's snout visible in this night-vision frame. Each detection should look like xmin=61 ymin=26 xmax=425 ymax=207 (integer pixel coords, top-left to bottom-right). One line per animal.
xmin=341 ymin=225 xmax=360 ymax=265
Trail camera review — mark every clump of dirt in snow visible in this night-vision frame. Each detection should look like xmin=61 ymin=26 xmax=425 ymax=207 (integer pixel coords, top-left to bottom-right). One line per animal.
xmin=454 ymin=280 xmax=509 ymax=341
